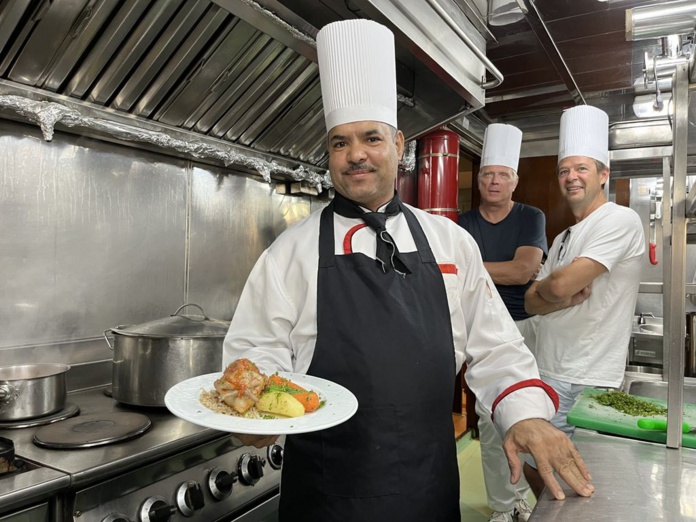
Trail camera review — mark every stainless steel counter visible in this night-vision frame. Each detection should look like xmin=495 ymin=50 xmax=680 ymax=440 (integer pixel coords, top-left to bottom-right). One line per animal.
xmin=530 ymin=429 xmax=696 ymax=521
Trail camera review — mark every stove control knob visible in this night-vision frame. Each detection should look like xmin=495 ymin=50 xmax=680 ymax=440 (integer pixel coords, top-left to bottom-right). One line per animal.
xmin=101 ymin=514 xmax=131 ymax=522
xmin=209 ymin=467 xmax=237 ymax=500
xmin=267 ymin=443 xmax=284 ymax=470
xmin=139 ymin=496 xmax=175 ymax=522
xmin=176 ymin=480 xmax=205 ymax=517
xmin=238 ymin=453 xmax=265 ymax=485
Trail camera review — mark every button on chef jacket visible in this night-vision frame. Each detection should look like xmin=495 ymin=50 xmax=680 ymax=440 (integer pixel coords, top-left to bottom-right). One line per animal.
xmin=223 ymin=201 xmax=555 ymax=435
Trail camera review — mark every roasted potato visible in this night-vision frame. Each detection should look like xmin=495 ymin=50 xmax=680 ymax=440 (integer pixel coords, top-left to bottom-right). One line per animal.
xmin=257 ymin=391 xmax=305 ymax=418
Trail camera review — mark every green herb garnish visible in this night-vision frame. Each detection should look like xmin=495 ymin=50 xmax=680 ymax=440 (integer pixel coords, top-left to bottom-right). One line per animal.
xmin=593 ymin=390 xmax=667 ymax=417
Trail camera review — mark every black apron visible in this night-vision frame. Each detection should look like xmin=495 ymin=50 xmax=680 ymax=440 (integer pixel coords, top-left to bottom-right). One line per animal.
xmin=279 ymin=202 xmax=460 ymax=522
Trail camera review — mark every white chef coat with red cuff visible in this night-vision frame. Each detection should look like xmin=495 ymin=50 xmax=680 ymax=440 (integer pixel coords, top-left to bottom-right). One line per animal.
xmin=223 ymin=202 xmax=557 ymax=437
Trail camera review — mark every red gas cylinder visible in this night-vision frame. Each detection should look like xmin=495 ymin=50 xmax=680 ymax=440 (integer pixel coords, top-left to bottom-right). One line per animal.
xmin=417 ymin=129 xmax=460 ymax=222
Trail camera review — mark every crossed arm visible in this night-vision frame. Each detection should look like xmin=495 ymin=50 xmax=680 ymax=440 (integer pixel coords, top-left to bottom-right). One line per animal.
xmin=484 ymin=246 xmax=544 ymax=285
xmin=524 ymin=256 xmax=607 ymax=315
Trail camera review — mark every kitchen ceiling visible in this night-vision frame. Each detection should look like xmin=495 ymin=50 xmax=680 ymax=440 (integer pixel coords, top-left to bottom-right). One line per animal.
xmin=0 ymin=0 xmax=689 ymax=175
xmin=479 ymin=0 xmax=672 ymax=148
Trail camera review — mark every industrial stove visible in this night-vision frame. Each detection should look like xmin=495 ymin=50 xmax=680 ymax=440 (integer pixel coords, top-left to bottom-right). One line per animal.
xmin=0 ymin=386 xmax=283 ymax=522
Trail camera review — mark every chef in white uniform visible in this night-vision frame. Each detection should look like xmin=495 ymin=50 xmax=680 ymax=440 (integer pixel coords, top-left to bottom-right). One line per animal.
xmin=223 ymin=19 xmax=594 ymax=522
xmin=523 ymin=105 xmax=644 ymax=497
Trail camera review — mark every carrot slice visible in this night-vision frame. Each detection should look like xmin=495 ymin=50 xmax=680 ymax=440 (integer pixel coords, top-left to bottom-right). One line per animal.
xmin=267 ymin=374 xmax=305 ymax=392
xmin=293 ymin=391 xmax=320 ymax=413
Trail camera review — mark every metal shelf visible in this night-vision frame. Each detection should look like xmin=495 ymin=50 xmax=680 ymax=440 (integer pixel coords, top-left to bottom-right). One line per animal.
xmin=610 ymin=146 xmax=673 ymax=162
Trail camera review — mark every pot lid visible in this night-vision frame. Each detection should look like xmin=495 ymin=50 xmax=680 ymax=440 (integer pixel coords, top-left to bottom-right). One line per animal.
xmin=111 ymin=304 xmax=230 ymax=339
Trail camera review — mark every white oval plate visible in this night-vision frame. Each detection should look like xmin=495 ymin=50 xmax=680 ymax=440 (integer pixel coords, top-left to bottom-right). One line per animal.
xmin=164 ymin=372 xmax=358 ymax=435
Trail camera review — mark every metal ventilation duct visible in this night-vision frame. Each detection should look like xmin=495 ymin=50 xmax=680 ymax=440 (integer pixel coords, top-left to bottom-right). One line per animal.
xmin=626 ymin=0 xmax=696 ymax=41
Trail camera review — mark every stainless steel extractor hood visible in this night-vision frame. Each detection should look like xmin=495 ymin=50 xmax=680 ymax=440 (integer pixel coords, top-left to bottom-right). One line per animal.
xmin=0 ymin=0 xmax=496 ymax=183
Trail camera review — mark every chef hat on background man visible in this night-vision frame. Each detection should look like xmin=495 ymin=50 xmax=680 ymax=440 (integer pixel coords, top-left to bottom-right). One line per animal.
xmin=481 ymin=123 xmax=523 ymax=172
xmin=317 ymin=19 xmax=397 ymax=132
xmin=558 ymin=105 xmax=609 ymax=166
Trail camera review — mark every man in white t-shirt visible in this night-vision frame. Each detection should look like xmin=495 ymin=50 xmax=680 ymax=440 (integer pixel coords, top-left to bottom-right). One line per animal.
xmin=523 ymin=105 xmax=645 ymax=496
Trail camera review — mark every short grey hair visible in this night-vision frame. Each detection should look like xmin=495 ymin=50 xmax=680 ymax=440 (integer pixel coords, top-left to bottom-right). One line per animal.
xmin=595 ymin=159 xmax=609 ymax=189
xmin=594 ymin=159 xmax=608 ymax=173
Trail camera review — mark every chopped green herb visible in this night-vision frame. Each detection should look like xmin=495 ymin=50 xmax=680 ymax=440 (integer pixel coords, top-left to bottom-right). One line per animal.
xmin=593 ymin=390 xmax=667 ymax=417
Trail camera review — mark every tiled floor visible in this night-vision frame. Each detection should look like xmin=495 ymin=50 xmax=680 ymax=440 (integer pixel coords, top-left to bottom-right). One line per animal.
xmin=453 ymin=412 xmax=468 ymax=440
xmin=458 ymin=432 xmax=491 ymax=521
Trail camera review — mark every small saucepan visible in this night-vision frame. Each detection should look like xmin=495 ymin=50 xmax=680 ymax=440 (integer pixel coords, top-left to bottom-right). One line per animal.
xmin=0 ymin=363 xmax=70 ymax=421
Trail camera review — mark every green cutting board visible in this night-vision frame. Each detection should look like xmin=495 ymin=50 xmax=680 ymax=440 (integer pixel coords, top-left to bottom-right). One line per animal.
xmin=567 ymin=387 xmax=696 ymax=449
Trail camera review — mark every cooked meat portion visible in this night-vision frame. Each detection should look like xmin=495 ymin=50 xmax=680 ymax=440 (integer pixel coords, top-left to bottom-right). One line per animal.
xmin=214 ymin=359 xmax=267 ymax=414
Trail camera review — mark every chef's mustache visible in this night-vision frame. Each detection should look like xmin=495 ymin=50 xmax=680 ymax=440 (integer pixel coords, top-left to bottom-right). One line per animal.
xmin=342 ymin=163 xmax=377 ymax=175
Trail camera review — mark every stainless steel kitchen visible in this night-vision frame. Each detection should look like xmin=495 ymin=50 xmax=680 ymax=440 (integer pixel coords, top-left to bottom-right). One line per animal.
xmin=1 ymin=0 xmax=696 ymax=521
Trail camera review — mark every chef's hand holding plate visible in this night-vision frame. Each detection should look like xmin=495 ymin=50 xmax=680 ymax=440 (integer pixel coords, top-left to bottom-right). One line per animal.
xmin=231 ymin=433 xmax=279 ymax=448
xmin=503 ymin=418 xmax=595 ymax=500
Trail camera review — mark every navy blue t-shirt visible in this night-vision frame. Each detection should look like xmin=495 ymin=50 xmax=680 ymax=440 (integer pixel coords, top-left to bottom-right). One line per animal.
xmin=458 ymin=202 xmax=547 ymax=320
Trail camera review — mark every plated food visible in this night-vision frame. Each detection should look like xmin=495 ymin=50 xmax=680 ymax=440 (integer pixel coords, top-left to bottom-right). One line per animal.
xmin=200 ymin=359 xmax=322 ymax=419
xmin=165 ymin=370 xmax=358 ymax=435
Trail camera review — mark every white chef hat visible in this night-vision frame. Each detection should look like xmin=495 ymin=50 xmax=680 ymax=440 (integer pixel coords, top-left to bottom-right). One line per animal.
xmin=317 ymin=19 xmax=397 ymax=132
xmin=481 ymin=123 xmax=523 ymax=172
xmin=558 ymin=105 xmax=609 ymax=166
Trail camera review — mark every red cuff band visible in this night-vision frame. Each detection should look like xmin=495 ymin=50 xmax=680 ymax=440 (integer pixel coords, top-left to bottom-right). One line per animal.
xmin=491 ymin=379 xmax=559 ymax=420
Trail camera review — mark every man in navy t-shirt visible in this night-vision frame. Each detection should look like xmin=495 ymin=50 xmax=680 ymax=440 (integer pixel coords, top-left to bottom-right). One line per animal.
xmin=459 ymin=123 xmax=547 ymax=522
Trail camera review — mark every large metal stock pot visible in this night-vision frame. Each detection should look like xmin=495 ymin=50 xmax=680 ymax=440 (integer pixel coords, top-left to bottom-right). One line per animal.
xmin=0 ymin=363 xmax=70 ymax=421
xmin=105 ymin=304 xmax=229 ymax=407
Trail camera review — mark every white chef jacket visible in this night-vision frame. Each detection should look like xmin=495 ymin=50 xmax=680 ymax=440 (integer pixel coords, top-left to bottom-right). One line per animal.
xmin=223 ymin=202 xmax=556 ymax=435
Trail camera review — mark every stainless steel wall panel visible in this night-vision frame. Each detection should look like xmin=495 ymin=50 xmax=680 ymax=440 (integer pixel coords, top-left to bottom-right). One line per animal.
xmin=0 ymin=118 xmax=325 ymax=378
xmin=0 ymin=121 xmax=188 ymax=350
xmin=0 ymin=340 xmax=110 ymax=369
xmin=187 ymin=167 xmax=312 ymax=319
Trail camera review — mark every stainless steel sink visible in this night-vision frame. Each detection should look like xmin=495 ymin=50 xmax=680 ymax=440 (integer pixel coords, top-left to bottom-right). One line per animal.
xmin=635 ymin=315 xmax=662 ymax=326
xmin=639 ymin=324 xmax=664 ymax=335
xmin=625 ymin=380 xmax=696 ymax=404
